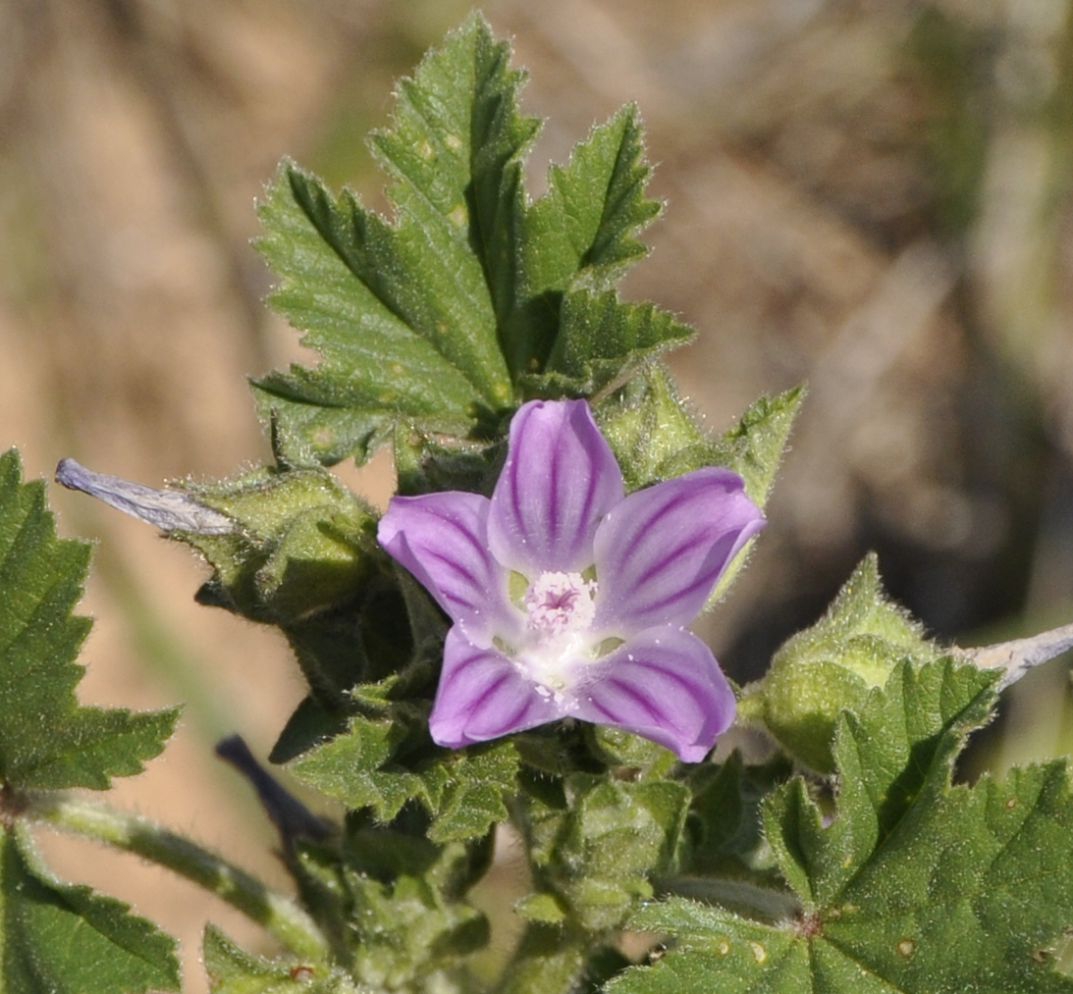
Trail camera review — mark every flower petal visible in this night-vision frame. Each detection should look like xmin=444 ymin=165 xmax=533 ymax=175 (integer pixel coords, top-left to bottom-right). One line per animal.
xmin=568 ymin=627 xmax=735 ymax=762
xmin=488 ymin=400 xmax=625 ymax=576
xmin=593 ymin=468 xmax=765 ymax=633
xmin=430 ymin=627 xmax=561 ymax=748
xmin=378 ymin=491 xmax=520 ymax=645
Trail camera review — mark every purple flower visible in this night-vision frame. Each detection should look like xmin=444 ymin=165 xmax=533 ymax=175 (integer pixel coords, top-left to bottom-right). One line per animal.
xmin=377 ymin=400 xmax=765 ymax=762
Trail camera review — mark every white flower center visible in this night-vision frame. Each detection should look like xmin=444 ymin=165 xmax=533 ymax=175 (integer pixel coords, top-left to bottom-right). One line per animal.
xmin=523 ymin=571 xmax=596 ymax=639
xmin=516 ymin=570 xmax=598 ymax=696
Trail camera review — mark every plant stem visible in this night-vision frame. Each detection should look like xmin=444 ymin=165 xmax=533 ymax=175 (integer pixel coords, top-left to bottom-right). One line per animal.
xmin=25 ymin=792 xmax=330 ymax=962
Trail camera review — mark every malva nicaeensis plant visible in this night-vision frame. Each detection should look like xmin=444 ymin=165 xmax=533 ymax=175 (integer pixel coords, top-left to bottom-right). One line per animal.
xmin=4 ymin=13 xmax=1073 ymax=994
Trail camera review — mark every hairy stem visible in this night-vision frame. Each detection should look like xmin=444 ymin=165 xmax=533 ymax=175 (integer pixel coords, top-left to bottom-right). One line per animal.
xmin=24 ymin=792 xmax=330 ymax=962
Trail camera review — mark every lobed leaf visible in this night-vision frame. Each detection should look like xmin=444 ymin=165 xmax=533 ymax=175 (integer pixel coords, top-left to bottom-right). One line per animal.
xmin=613 ymin=659 xmax=1073 ymax=993
xmin=0 ymin=450 xmax=176 ymax=790
xmin=0 ymin=827 xmax=179 ymax=994
xmin=540 ymin=288 xmax=694 ymax=397
xmin=290 ymin=707 xmax=519 ymax=843
xmin=256 ymin=15 xmax=683 ymax=466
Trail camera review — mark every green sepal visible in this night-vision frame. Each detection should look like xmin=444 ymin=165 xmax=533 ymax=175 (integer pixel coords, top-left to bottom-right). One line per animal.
xmin=392 ymin=427 xmax=499 ymax=498
xmin=0 ymin=826 xmax=179 ymax=993
xmin=597 ymin=371 xmax=803 ymax=602
xmin=599 ymin=369 xmax=803 ymax=501
xmin=0 ymin=450 xmax=177 ymax=791
xmin=519 ymin=773 xmax=691 ymax=932
xmin=745 ymin=554 xmax=943 ymax=772
xmin=204 ymin=926 xmax=356 ymax=994
xmin=179 ymin=466 xmax=379 ymax=624
xmin=176 ymin=465 xmax=412 ymax=704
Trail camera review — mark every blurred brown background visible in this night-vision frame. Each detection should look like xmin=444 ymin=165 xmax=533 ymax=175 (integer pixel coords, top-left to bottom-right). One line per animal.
xmin=3 ymin=0 xmax=1073 ymax=989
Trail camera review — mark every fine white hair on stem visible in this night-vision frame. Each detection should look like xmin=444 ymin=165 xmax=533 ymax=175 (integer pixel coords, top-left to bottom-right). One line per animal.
xmin=55 ymin=457 xmax=235 ymax=536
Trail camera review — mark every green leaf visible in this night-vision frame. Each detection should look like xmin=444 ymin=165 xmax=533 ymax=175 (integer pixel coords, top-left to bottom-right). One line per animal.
xmin=0 ymin=450 xmax=176 ymax=790
xmin=613 ymin=660 xmax=1073 ymax=993
xmin=281 ymin=827 xmax=489 ymax=989
xmin=256 ymin=16 xmax=676 ymax=458
xmin=526 ymin=105 xmax=660 ymax=294
xmin=254 ymin=161 xmax=506 ymax=466
xmin=506 ymin=104 xmax=662 ymax=374
xmin=683 ymin=751 xmax=788 ymax=881
xmin=204 ymin=926 xmax=357 ymax=994
xmin=762 ymin=660 xmax=997 ymax=907
xmin=370 ymin=12 xmax=539 ymax=344
xmin=255 ymin=16 xmax=530 ymax=467
xmin=1 ymin=826 xmax=179 ymax=993
xmin=747 ymin=554 xmax=943 ymax=772
xmin=290 ymin=706 xmax=520 ymax=843
xmin=538 ymin=288 xmax=694 ymax=397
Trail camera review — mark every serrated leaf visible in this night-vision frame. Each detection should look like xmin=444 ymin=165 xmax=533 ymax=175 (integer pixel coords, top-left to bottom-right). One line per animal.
xmin=763 ymin=660 xmax=997 ymax=907
xmin=257 ymin=17 xmax=676 ymax=457
xmin=506 ymin=105 xmax=662 ymax=374
xmin=204 ymin=926 xmax=356 ymax=994
xmin=615 ymin=660 xmax=1073 ymax=994
xmin=1 ymin=826 xmax=179 ymax=993
xmin=0 ymin=450 xmax=176 ymax=790
xmin=370 ymin=12 xmax=539 ymax=340
xmin=290 ymin=705 xmax=519 ymax=842
xmin=527 ymin=105 xmax=660 ymax=292
xmin=683 ymin=751 xmax=788 ymax=881
xmin=256 ymin=17 xmax=530 ymax=467
xmin=538 ymin=288 xmax=693 ymax=397
xmin=290 ymin=710 xmax=426 ymax=823
xmin=751 ymin=554 xmax=944 ymax=772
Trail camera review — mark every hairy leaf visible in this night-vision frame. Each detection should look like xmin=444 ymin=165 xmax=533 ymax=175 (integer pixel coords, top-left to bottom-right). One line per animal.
xmin=540 ymin=288 xmax=694 ymax=397
xmin=290 ymin=705 xmax=519 ymax=843
xmin=204 ymin=926 xmax=357 ymax=994
xmin=255 ymin=15 xmax=681 ymax=464
xmin=613 ymin=660 xmax=1073 ymax=993
xmin=0 ymin=827 xmax=179 ymax=994
xmin=0 ymin=450 xmax=176 ymax=790
xmin=508 ymin=105 xmax=662 ymax=374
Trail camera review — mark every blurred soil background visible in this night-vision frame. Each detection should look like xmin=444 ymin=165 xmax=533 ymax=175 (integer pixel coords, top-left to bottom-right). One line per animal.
xmin=2 ymin=0 xmax=1073 ymax=989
